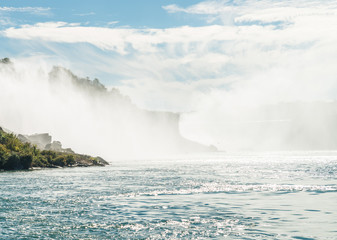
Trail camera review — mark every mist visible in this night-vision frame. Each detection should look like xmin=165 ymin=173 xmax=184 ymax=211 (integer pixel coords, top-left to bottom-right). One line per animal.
xmin=0 ymin=58 xmax=208 ymax=160
xmin=181 ymin=101 xmax=337 ymax=151
xmin=2 ymin=0 xmax=337 ymax=155
xmin=180 ymin=64 xmax=337 ymax=151
xmin=2 ymin=56 xmax=337 ymax=157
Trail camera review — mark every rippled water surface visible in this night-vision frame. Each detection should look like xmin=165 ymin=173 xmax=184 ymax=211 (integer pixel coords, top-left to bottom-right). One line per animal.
xmin=1 ymin=152 xmax=337 ymax=239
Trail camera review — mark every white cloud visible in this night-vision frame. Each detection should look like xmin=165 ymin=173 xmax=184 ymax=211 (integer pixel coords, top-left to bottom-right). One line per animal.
xmin=0 ymin=6 xmax=51 ymax=15
xmin=163 ymin=0 xmax=337 ymax=25
xmin=0 ymin=17 xmax=13 ymax=26
xmin=108 ymin=21 xmax=119 ymax=25
xmin=3 ymin=19 xmax=330 ymax=56
xmin=2 ymin=23 xmax=239 ymax=54
xmin=163 ymin=1 xmax=232 ymax=14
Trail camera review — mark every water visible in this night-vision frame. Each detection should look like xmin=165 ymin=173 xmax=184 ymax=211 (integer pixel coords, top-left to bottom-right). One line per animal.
xmin=1 ymin=152 xmax=336 ymax=239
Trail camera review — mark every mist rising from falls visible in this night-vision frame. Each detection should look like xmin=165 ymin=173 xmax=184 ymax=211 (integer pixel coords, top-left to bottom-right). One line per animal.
xmin=181 ymin=101 xmax=337 ymax=151
xmin=0 ymin=59 xmax=206 ymax=159
xmin=2 ymin=58 xmax=337 ymax=155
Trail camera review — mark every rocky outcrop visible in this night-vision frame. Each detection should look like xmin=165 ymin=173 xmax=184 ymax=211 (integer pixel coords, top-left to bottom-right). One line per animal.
xmin=45 ymin=141 xmax=74 ymax=153
xmin=18 ymin=133 xmax=51 ymax=149
xmin=18 ymin=133 xmax=75 ymax=154
xmin=0 ymin=127 xmax=108 ymax=171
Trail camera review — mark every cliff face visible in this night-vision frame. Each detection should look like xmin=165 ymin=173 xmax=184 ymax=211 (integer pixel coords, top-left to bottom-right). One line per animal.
xmin=18 ymin=133 xmax=75 ymax=153
xmin=48 ymin=66 xmax=215 ymax=155
xmin=18 ymin=133 xmax=51 ymax=149
xmin=0 ymin=60 xmax=214 ymax=157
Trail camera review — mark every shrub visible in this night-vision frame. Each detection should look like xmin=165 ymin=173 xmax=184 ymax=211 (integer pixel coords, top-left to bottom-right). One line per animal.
xmin=0 ymin=145 xmax=9 ymax=169
xmin=4 ymin=153 xmax=21 ymax=170
xmin=41 ymin=150 xmax=57 ymax=165
xmin=53 ymin=156 xmax=67 ymax=167
xmin=1 ymin=58 xmax=10 ymax=64
xmin=19 ymin=154 xmax=33 ymax=169
xmin=66 ymin=155 xmax=75 ymax=166
xmin=2 ymin=133 xmax=22 ymax=152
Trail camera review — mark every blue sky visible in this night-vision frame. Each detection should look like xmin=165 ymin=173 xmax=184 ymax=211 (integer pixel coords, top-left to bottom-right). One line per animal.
xmin=0 ymin=0 xmax=218 ymax=89
xmin=1 ymin=0 xmax=337 ymax=113
xmin=0 ymin=0 xmax=206 ymax=29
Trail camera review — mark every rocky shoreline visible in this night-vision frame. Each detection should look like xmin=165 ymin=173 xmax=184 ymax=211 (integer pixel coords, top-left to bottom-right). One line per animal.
xmin=0 ymin=127 xmax=108 ymax=171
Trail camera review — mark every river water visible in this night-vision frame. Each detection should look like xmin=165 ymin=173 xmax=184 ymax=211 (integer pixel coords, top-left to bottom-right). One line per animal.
xmin=1 ymin=152 xmax=336 ymax=239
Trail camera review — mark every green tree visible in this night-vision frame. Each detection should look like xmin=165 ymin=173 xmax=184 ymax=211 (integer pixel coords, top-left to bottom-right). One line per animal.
xmin=4 ymin=154 xmax=21 ymax=170
xmin=0 ymin=144 xmax=9 ymax=169
xmin=53 ymin=156 xmax=66 ymax=167
xmin=3 ymin=133 xmax=21 ymax=152
xmin=66 ymin=155 xmax=75 ymax=166
xmin=20 ymin=154 xmax=33 ymax=169
xmin=0 ymin=57 xmax=11 ymax=64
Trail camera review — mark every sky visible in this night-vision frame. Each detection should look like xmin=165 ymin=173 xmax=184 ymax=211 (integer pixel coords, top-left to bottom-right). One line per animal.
xmin=1 ymin=0 xmax=337 ymax=113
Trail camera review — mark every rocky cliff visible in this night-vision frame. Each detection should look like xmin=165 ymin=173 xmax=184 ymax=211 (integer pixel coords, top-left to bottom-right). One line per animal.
xmin=48 ymin=66 xmax=216 ymax=155
xmin=0 ymin=58 xmax=216 ymax=157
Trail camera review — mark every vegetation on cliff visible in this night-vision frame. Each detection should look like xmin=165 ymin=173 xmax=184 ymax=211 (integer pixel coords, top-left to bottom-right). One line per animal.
xmin=0 ymin=57 xmax=11 ymax=64
xmin=0 ymin=127 xmax=108 ymax=171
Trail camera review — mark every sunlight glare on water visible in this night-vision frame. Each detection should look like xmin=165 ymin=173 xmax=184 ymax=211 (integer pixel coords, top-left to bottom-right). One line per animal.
xmin=1 ymin=152 xmax=336 ymax=239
